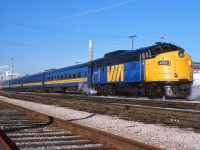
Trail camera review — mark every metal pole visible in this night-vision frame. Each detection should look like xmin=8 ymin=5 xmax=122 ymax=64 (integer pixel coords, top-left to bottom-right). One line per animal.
xmin=11 ymin=58 xmax=13 ymax=79
xmin=129 ymin=35 xmax=137 ymax=50
xmin=132 ymin=37 xmax=134 ymax=50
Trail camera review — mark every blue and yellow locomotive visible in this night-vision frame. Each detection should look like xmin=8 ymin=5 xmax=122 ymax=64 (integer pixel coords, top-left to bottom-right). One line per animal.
xmin=1 ymin=42 xmax=193 ymax=98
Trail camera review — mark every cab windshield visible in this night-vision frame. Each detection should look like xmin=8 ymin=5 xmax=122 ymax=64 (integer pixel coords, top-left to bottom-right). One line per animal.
xmin=152 ymin=45 xmax=170 ymax=54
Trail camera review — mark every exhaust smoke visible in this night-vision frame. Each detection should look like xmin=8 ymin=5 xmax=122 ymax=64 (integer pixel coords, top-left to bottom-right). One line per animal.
xmin=188 ymin=85 xmax=200 ymax=100
xmin=188 ymin=70 xmax=200 ymax=100
xmin=78 ymin=83 xmax=97 ymax=95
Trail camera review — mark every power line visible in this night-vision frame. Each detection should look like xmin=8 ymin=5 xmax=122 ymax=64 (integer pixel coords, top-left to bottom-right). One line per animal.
xmin=0 ymin=40 xmax=79 ymax=52
xmin=0 ymin=30 xmax=74 ymax=43
xmin=0 ymin=16 xmax=126 ymax=38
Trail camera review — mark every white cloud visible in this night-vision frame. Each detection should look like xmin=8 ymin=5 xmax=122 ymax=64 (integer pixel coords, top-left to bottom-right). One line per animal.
xmin=56 ymin=0 xmax=135 ymax=21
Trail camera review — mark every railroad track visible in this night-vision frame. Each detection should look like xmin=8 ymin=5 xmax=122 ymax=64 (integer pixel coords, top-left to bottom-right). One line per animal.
xmin=1 ymin=91 xmax=200 ymax=110
xmin=0 ymin=100 xmax=161 ymax=150
xmin=1 ymin=91 xmax=200 ymax=129
xmin=0 ymin=103 xmax=107 ymax=150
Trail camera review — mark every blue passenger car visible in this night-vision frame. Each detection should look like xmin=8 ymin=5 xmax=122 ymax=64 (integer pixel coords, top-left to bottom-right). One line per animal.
xmin=1 ymin=80 xmax=10 ymax=90
xmin=44 ymin=63 xmax=90 ymax=92
xmin=22 ymin=73 xmax=44 ymax=91
xmin=10 ymin=77 xmax=23 ymax=90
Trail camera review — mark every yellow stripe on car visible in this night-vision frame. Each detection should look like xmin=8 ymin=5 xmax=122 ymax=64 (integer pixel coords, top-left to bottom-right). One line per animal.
xmin=45 ymin=78 xmax=87 ymax=85
xmin=10 ymin=84 xmax=21 ymax=87
xmin=23 ymin=82 xmax=42 ymax=86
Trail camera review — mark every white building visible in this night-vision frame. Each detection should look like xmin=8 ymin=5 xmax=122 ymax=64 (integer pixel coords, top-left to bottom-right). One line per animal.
xmin=193 ymin=63 xmax=200 ymax=86
xmin=0 ymin=71 xmax=19 ymax=83
xmin=189 ymin=62 xmax=200 ymax=100
xmin=193 ymin=70 xmax=200 ymax=86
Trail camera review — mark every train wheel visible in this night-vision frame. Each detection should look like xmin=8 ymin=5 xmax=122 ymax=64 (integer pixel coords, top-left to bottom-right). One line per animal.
xmin=102 ymin=86 xmax=107 ymax=96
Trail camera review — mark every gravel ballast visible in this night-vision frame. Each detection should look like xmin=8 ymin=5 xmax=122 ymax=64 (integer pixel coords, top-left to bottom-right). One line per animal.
xmin=0 ymin=96 xmax=200 ymax=150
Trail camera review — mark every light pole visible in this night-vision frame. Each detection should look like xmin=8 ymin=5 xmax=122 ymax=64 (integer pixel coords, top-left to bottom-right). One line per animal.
xmin=11 ymin=58 xmax=14 ymax=79
xmin=129 ymin=35 xmax=137 ymax=50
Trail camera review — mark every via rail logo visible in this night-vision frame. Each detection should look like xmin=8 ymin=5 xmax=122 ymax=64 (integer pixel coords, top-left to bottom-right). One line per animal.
xmin=107 ymin=64 xmax=124 ymax=82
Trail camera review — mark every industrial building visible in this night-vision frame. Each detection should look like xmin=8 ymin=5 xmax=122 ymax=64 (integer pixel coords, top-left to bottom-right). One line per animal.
xmin=0 ymin=71 xmax=19 ymax=83
xmin=193 ymin=62 xmax=200 ymax=86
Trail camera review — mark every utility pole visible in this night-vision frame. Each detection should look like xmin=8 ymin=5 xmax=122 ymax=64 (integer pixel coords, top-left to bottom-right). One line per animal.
xmin=129 ymin=35 xmax=137 ymax=50
xmin=11 ymin=58 xmax=13 ymax=79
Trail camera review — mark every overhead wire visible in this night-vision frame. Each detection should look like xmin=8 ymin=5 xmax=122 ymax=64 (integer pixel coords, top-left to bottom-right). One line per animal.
xmin=0 ymin=16 xmax=184 ymax=53
xmin=0 ymin=30 xmax=74 ymax=43
xmin=0 ymin=40 xmax=78 ymax=52
xmin=0 ymin=16 xmax=126 ymax=38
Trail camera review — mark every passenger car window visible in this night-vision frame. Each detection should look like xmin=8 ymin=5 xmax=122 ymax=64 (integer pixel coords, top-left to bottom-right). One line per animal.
xmin=54 ymin=76 xmax=57 ymax=80
xmin=73 ymin=73 xmax=76 ymax=78
xmin=77 ymin=72 xmax=81 ymax=78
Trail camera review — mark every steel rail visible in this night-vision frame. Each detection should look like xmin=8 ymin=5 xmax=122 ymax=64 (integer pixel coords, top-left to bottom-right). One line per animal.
xmin=0 ymin=100 xmax=162 ymax=150
xmin=0 ymin=128 xmax=19 ymax=150
xmin=2 ymin=91 xmax=200 ymax=110
xmin=1 ymin=91 xmax=200 ymax=129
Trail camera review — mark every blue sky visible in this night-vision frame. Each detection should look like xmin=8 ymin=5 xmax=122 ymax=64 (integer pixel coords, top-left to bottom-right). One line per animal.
xmin=0 ymin=0 xmax=200 ymax=76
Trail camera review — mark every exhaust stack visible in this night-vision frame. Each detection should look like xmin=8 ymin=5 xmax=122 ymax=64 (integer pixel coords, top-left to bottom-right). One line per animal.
xmin=89 ymin=40 xmax=93 ymax=61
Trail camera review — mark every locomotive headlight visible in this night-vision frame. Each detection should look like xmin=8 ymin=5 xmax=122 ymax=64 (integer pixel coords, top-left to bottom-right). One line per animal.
xmin=178 ymin=50 xmax=184 ymax=58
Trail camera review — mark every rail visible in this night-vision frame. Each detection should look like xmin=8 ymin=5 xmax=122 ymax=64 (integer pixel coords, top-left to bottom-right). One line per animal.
xmin=0 ymin=100 xmax=162 ymax=150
